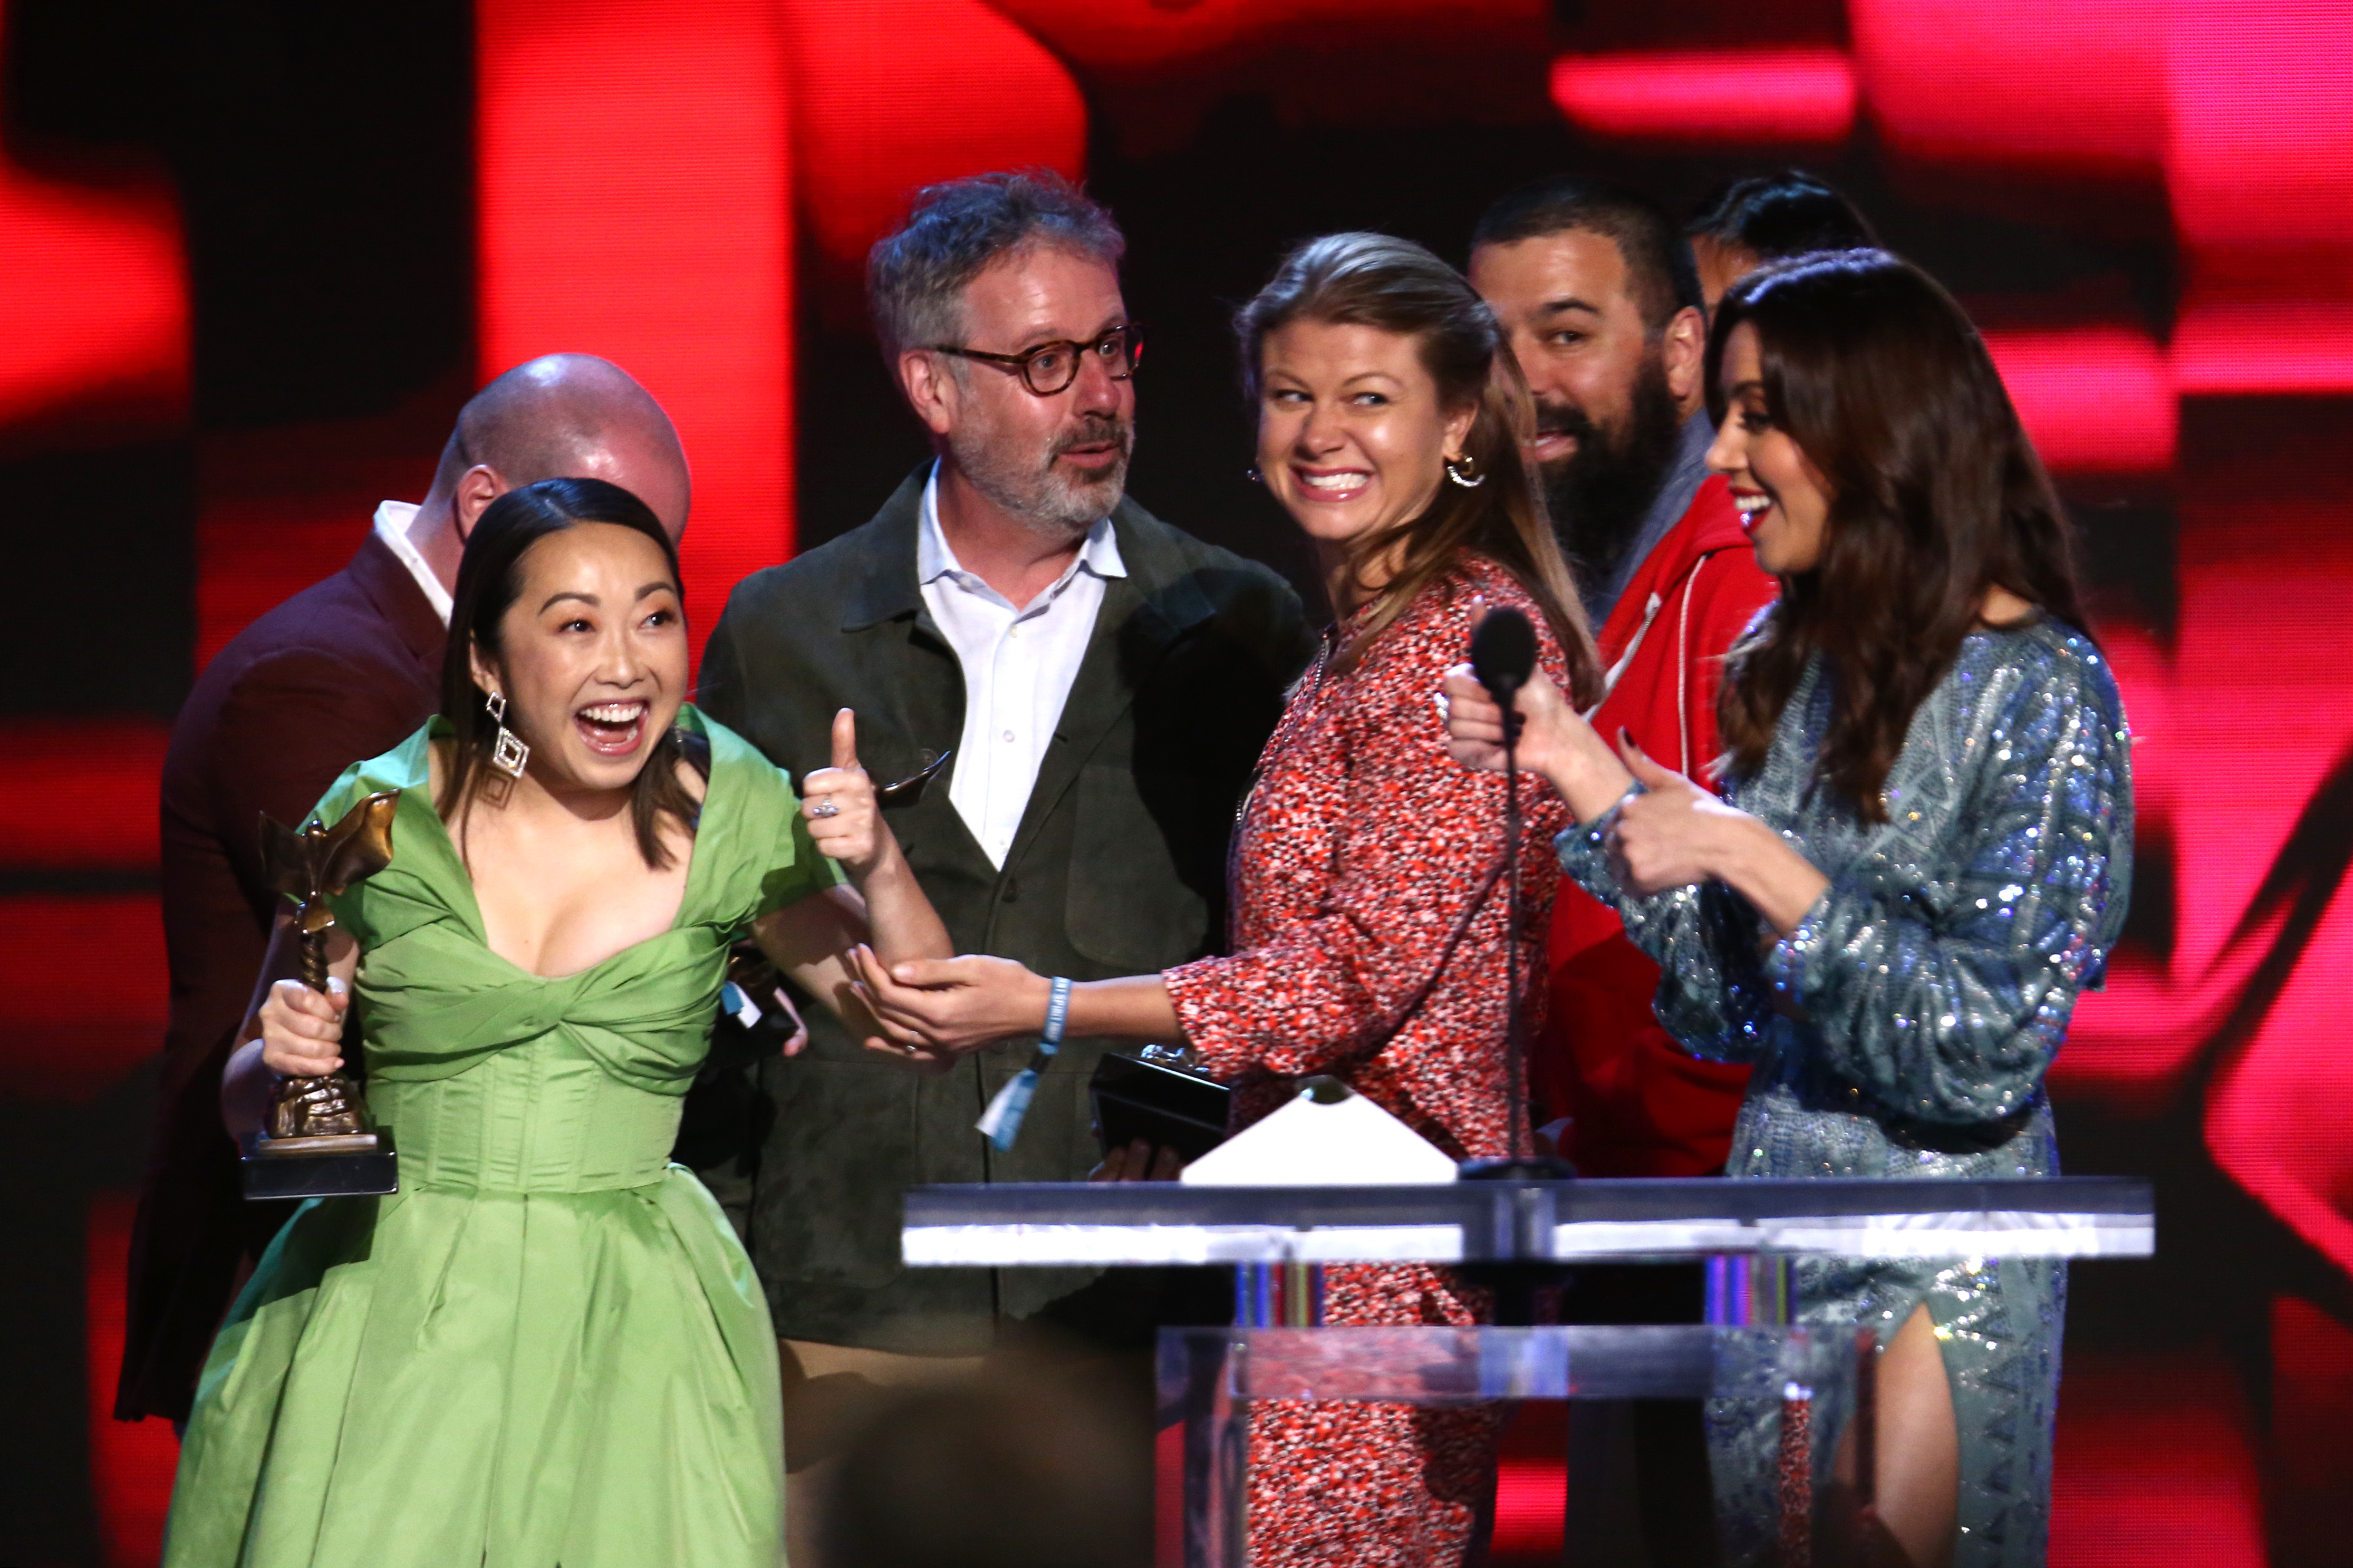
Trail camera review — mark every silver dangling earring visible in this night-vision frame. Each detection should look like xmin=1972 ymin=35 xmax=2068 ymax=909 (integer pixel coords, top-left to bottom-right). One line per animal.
xmin=1444 ymin=453 xmax=1486 ymax=489
xmin=1245 ymin=466 xmax=1264 ymax=484
xmin=486 ymin=690 xmax=531 ymax=779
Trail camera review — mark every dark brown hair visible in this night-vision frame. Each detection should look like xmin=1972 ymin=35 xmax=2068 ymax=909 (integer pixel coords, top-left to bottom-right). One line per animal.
xmin=1470 ymin=176 xmax=1702 ymax=333
xmin=1237 ymin=232 xmax=1602 ymax=703
xmin=438 ymin=476 xmax=703 ymax=868
xmin=1709 ymin=250 xmax=2093 ymax=820
xmin=1685 ymin=170 xmax=1877 ymax=264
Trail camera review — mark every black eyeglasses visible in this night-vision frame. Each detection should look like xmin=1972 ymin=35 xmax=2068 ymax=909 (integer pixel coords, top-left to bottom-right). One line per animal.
xmin=931 ymin=324 xmax=1144 ymax=397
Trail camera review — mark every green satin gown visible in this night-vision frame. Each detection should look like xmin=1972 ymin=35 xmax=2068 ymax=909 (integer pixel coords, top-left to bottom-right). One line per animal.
xmin=165 ymin=707 xmax=839 ymax=1567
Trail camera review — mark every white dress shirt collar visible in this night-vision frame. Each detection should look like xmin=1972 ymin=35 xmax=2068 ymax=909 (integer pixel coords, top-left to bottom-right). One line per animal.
xmin=913 ymin=463 xmax=1124 ymax=597
xmin=915 ymin=462 xmax=1125 ymax=868
xmin=371 ymin=500 xmax=454 ymax=626
xmin=916 ymin=462 xmax=1125 ymax=602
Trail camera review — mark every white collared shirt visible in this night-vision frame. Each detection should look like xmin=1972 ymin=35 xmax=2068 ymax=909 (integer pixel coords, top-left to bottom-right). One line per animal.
xmin=918 ymin=463 xmax=1125 ymax=868
xmin=372 ymin=500 xmax=454 ymax=625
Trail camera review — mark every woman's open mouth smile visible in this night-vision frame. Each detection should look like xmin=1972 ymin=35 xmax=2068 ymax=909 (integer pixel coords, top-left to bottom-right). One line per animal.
xmin=574 ymin=700 xmax=648 ymax=758
xmin=1293 ymin=466 xmax=1372 ymax=504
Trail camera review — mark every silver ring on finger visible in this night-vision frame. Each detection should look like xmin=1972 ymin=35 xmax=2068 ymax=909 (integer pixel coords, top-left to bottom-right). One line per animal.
xmin=809 ymin=798 xmax=841 ymax=819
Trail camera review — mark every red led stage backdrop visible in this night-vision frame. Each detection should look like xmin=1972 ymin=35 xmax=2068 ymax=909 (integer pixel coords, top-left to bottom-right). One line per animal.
xmin=3 ymin=1 xmax=2351 ymax=1563
xmin=476 ymin=0 xmax=796 ymax=664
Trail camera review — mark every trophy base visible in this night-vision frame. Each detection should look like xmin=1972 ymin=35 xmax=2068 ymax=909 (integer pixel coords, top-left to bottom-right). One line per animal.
xmin=255 ymin=1130 xmax=381 ymax=1156
xmin=240 ymin=1131 xmax=399 ymax=1200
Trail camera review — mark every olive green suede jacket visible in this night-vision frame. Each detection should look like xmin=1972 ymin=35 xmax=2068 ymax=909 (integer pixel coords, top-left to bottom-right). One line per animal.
xmin=696 ymin=468 xmax=1314 ymax=1352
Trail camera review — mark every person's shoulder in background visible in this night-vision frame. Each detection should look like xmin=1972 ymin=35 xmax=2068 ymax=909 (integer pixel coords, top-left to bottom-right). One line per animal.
xmin=181 ymin=562 xmax=381 ymax=708
xmin=715 ymin=467 xmax=929 ymax=635
xmin=165 ymin=549 xmax=442 ymax=850
xmin=727 ymin=510 xmax=908 ymax=614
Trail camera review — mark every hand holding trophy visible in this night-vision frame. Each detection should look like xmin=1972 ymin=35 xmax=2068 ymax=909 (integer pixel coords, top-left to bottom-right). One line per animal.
xmin=239 ymin=790 xmax=403 ymax=1200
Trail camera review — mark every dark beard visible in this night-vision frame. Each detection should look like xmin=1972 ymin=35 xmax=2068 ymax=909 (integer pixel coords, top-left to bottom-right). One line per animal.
xmin=1538 ymin=355 xmax=1686 ymax=618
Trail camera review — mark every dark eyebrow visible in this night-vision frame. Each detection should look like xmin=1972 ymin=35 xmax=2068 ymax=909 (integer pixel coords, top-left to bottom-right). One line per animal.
xmin=1535 ymin=297 xmax=1604 ymax=319
xmin=541 ymin=579 xmax=678 ymax=614
xmin=1725 ymin=379 xmax=1767 ymax=399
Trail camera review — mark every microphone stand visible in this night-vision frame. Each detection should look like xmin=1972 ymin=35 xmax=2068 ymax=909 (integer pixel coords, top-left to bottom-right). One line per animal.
xmin=1458 ymin=669 xmax=1577 ymax=1327
xmin=1462 ymin=675 xmax=1564 ymax=1174
xmin=1501 ymin=681 xmax=1525 ymax=1163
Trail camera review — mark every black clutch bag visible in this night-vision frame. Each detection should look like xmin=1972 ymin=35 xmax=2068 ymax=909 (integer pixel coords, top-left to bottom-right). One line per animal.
xmin=1088 ymin=1047 xmax=1232 ymax=1164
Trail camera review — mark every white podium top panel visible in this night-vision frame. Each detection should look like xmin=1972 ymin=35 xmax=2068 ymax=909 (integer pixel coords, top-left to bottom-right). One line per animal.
xmin=900 ymin=1177 xmax=2154 ymax=1266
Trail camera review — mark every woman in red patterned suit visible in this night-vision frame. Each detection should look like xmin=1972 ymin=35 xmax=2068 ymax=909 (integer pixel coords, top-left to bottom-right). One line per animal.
xmin=855 ymin=232 xmax=1604 ymax=1565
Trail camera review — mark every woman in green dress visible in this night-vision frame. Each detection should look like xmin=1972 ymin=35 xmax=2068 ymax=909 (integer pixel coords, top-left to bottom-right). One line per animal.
xmin=166 ymin=477 xmax=950 ymax=1567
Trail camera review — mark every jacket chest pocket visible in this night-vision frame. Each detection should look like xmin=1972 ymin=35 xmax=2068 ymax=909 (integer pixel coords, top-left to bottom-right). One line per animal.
xmin=1065 ymin=762 xmax=1213 ymax=971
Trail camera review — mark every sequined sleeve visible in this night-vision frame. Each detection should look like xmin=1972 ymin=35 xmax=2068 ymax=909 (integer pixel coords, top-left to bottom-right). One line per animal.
xmin=1762 ymin=651 xmax=2133 ymax=1125
xmin=1555 ymin=805 xmax=1782 ymax=1063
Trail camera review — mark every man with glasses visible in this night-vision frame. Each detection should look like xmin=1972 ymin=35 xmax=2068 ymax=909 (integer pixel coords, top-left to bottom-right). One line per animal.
xmin=697 ymin=170 xmax=1311 ymax=1563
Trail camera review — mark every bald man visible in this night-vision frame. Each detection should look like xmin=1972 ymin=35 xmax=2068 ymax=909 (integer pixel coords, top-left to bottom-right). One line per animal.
xmin=114 ymin=355 xmax=690 ymax=1426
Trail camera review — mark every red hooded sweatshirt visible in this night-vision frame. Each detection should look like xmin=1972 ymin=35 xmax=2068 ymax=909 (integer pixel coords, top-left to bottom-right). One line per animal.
xmin=1539 ymin=473 xmax=1779 ymax=1176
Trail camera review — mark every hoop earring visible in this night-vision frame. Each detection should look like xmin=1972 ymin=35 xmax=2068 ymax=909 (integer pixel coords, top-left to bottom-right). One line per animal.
xmin=1444 ymin=453 xmax=1486 ymax=489
xmin=486 ymin=690 xmax=531 ymax=779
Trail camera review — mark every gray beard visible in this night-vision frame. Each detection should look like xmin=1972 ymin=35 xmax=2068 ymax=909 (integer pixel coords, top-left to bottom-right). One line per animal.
xmin=948 ymin=421 xmax=1133 ymax=539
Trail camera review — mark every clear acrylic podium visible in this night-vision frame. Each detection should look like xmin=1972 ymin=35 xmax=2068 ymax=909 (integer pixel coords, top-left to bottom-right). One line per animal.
xmin=1159 ymin=1323 xmax=1870 ymax=1567
xmin=903 ymin=1176 xmax=2153 ymax=1565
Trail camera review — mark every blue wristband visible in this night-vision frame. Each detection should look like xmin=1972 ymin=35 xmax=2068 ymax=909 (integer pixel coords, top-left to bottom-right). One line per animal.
xmin=1039 ymin=975 xmax=1073 ymax=1056
xmin=976 ymin=976 xmax=1074 ymax=1153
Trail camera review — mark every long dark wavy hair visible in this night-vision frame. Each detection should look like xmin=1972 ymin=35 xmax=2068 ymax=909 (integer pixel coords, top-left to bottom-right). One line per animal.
xmin=439 ymin=476 xmax=703 ymax=868
xmin=1709 ymin=250 xmax=2094 ymax=821
xmin=1237 ymin=233 xmax=1603 ymax=704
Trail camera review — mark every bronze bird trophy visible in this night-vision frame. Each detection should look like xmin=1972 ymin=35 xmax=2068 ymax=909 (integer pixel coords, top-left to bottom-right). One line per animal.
xmin=239 ymin=790 xmax=402 ymax=1200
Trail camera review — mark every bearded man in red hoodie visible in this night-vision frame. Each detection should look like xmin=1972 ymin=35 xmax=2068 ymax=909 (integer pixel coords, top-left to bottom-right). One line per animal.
xmin=1469 ymin=178 xmax=1780 ymax=1182
xmin=1470 ymin=175 xmax=1785 ymax=1564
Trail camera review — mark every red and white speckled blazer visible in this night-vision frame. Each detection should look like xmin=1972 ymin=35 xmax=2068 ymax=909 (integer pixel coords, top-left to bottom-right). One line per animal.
xmin=1166 ymin=550 xmax=1573 ymax=1162
xmin=1161 ymin=552 xmax=1578 ymax=1568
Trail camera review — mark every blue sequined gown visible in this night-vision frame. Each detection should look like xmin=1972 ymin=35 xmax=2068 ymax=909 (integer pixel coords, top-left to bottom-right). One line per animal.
xmin=1556 ymin=613 xmax=2133 ymax=1567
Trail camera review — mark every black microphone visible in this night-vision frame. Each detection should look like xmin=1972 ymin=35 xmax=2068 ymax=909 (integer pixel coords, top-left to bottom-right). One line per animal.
xmin=1455 ymin=603 xmax=1574 ymax=1290
xmin=1469 ymin=606 xmax=1537 ymax=708
xmin=1471 ymin=607 xmax=1537 ymax=1164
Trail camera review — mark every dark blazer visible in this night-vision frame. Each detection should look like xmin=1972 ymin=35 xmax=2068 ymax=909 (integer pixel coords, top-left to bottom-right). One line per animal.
xmin=115 ymin=528 xmax=444 ymax=1422
xmin=697 ymin=468 xmax=1314 ymax=1352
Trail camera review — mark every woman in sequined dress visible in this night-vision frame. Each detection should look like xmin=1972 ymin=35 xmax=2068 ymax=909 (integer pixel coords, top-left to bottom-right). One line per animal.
xmin=1446 ymin=250 xmax=2133 ymax=1568
xmin=854 ymin=234 xmax=1603 ymax=1566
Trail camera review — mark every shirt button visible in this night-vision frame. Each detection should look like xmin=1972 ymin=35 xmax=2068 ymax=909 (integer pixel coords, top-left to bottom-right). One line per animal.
xmin=1002 ymin=729 xmax=1016 ymax=743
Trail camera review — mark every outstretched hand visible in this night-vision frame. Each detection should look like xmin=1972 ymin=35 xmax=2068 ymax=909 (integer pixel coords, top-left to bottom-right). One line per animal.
xmin=802 ymin=709 xmax=887 ymax=880
xmin=845 ymin=945 xmax=1051 ymax=1063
